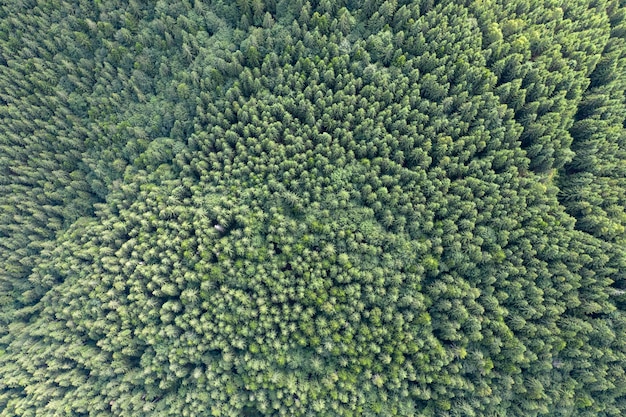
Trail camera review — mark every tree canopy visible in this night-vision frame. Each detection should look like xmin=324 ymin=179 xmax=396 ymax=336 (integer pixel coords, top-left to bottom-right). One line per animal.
xmin=1 ymin=0 xmax=626 ymax=416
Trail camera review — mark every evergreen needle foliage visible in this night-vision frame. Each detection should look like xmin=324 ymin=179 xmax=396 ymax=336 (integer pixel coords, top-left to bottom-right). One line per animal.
xmin=1 ymin=0 xmax=626 ymax=416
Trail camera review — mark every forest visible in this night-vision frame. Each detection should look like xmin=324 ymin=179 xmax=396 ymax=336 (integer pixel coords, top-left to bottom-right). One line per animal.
xmin=1 ymin=0 xmax=626 ymax=415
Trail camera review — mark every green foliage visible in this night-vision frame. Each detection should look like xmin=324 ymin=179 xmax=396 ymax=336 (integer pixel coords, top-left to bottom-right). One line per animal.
xmin=1 ymin=0 xmax=626 ymax=416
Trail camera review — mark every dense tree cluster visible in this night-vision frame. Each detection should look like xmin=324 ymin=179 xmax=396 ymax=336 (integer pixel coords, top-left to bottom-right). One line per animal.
xmin=1 ymin=0 xmax=626 ymax=416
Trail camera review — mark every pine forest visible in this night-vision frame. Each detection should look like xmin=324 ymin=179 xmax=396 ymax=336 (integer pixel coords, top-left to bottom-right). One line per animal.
xmin=1 ymin=0 xmax=626 ymax=416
